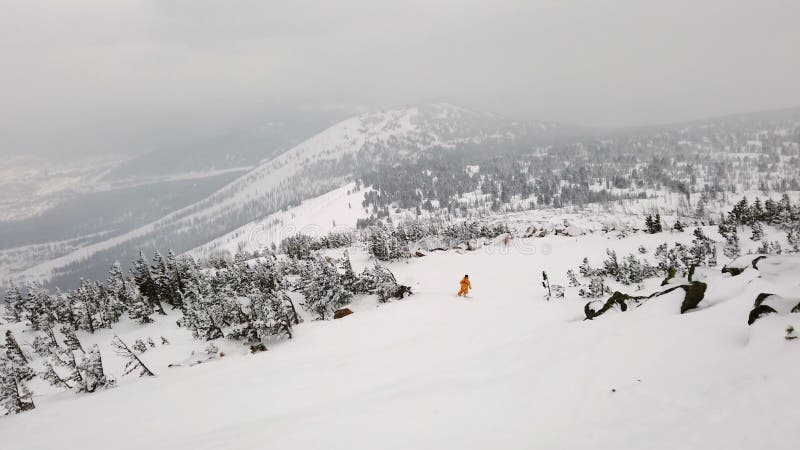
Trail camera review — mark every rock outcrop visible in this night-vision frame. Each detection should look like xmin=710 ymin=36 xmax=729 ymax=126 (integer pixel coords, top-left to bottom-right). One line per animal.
xmin=585 ymin=282 xmax=707 ymax=320
xmin=334 ymin=308 xmax=354 ymax=319
xmin=721 ymin=255 xmax=767 ymax=276
xmin=747 ymin=293 xmax=800 ymax=325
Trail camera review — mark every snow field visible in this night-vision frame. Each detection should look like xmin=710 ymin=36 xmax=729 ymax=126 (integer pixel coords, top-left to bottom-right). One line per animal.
xmin=2 ymin=229 xmax=798 ymax=449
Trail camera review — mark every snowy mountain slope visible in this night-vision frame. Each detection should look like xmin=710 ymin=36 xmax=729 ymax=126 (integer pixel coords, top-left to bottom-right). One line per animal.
xmin=189 ymin=182 xmax=370 ymax=258
xmin=9 ymin=104 xmax=557 ymax=287
xmin=2 ymin=233 xmax=798 ymax=449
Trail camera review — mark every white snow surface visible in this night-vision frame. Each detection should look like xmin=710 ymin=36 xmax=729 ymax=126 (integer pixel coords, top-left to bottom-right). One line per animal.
xmin=190 ymin=183 xmax=369 ymax=257
xmin=2 ymin=232 xmax=799 ymax=449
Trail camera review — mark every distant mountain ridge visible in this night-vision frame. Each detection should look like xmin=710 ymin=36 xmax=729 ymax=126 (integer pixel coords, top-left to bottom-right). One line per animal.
xmin=11 ymin=103 xmax=563 ymax=287
xmin=6 ymin=103 xmax=799 ymax=290
xmin=103 ymin=110 xmax=349 ymax=180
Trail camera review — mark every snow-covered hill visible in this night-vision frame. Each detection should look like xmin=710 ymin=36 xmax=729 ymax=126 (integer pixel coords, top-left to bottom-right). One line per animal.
xmin=6 ymin=104 xmax=554 ymax=287
xmin=189 ymin=182 xmax=370 ymax=258
xmin=2 ymin=231 xmax=798 ymax=449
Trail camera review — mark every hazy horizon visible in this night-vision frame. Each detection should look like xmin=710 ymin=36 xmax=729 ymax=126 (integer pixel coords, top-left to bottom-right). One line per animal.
xmin=2 ymin=0 xmax=799 ymax=158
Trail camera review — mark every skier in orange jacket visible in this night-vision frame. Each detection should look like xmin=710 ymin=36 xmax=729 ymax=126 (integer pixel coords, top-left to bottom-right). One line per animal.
xmin=457 ymin=275 xmax=471 ymax=297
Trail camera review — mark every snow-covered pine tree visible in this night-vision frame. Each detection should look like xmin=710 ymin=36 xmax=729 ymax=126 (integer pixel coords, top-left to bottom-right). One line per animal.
xmin=50 ymin=288 xmax=76 ymax=328
xmin=777 ymin=193 xmax=793 ymax=225
xmin=132 ymin=339 xmax=148 ymax=353
xmin=266 ymin=292 xmax=298 ymax=339
xmin=4 ymin=330 xmax=30 ymax=367
xmin=92 ymin=278 xmax=125 ymax=327
xmin=723 ymin=231 xmax=741 ymax=259
xmin=620 ymin=254 xmax=650 ymax=284
xmin=0 ymin=358 xmax=35 ymax=415
xmin=24 ymin=282 xmax=57 ymax=331
xmin=751 ymin=197 xmax=764 ymax=223
xmin=78 ymin=345 xmax=114 ymax=392
xmin=180 ymin=276 xmax=226 ymax=340
xmin=40 ymin=361 xmax=73 ymax=390
xmin=132 ymin=251 xmax=166 ymax=315
xmin=578 ymin=277 xmax=607 ymax=298
xmin=690 ymin=227 xmax=715 ymax=266
xmin=368 ymin=228 xmax=390 ymax=261
xmin=281 ymin=234 xmax=315 ymax=260
xmin=69 ymin=279 xmax=100 ymax=333
xmin=356 ymin=263 xmax=401 ymax=303
xmin=762 ymin=198 xmax=778 ymax=224
xmin=2 ymin=337 xmax=34 ymax=390
xmin=234 ymin=292 xmax=266 ymax=343
xmin=787 ymin=228 xmax=800 ymax=252
xmin=107 ymin=261 xmax=150 ymax=324
xmin=165 ymin=250 xmax=188 ymax=308
xmin=566 ymin=269 xmax=580 ymax=287
xmin=111 ymin=336 xmax=155 ymax=377
xmin=750 ymin=222 xmax=764 ymax=241
xmin=308 ymin=261 xmax=338 ymax=318
xmin=695 ymin=192 xmax=709 ymax=219
xmin=2 ymin=282 xmax=24 ymax=323
xmin=338 ymin=251 xmax=358 ymax=293
xmin=106 ymin=261 xmax=130 ymax=302
xmin=729 ymin=197 xmax=751 ymax=228
xmin=368 ymin=227 xmax=408 ymax=261
xmin=299 ymin=257 xmax=354 ymax=318
xmin=152 ymin=250 xmax=180 ymax=309
xmin=603 ymin=249 xmax=620 ymax=280
xmin=579 ymin=257 xmax=595 ymax=277
xmin=59 ymin=325 xmax=85 ymax=353
xmin=33 ymin=332 xmax=85 ymax=390
xmin=128 ymin=290 xmax=155 ymax=324
xmin=155 ymin=250 xmax=181 ymax=308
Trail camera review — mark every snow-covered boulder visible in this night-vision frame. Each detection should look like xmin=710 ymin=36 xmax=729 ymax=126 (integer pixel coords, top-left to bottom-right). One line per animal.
xmin=585 ymin=282 xmax=707 ymax=320
xmin=747 ymin=293 xmax=800 ymax=325
xmin=722 ymin=254 xmax=767 ymax=276
xmin=334 ymin=308 xmax=354 ymax=319
xmin=492 ymin=233 xmax=512 ymax=246
xmin=415 ymin=236 xmax=451 ymax=252
xmin=563 ymin=225 xmax=586 ymax=237
xmin=752 ymin=255 xmax=800 ymax=282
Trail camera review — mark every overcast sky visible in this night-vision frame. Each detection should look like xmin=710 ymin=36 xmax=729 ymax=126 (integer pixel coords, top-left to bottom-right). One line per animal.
xmin=2 ymin=0 xmax=799 ymax=157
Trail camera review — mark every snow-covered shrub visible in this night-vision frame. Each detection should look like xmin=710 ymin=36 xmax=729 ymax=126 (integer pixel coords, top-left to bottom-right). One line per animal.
xmin=298 ymin=257 xmax=354 ymax=320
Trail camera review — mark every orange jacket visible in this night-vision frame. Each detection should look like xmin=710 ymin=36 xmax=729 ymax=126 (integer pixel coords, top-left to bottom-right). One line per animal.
xmin=460 ymin=277 xmax=471 ymax=289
